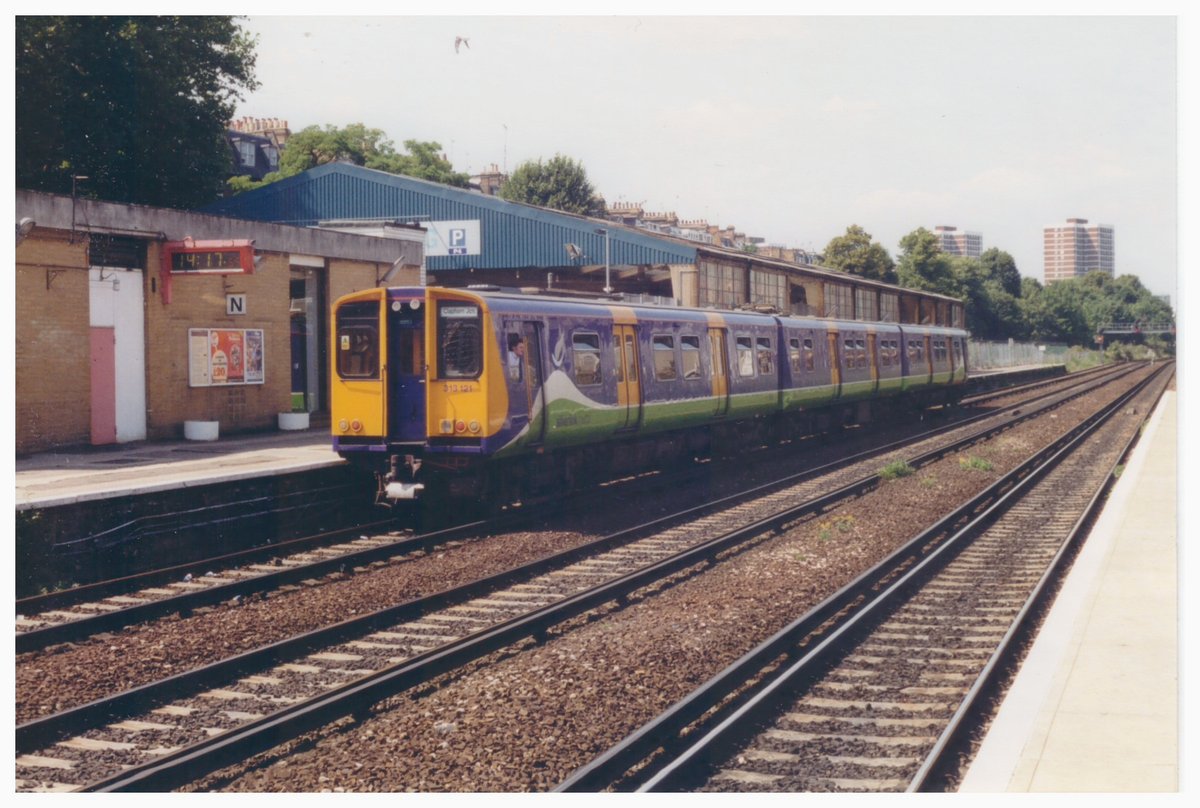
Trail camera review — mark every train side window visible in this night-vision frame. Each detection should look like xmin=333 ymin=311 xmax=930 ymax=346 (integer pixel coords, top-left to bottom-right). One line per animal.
xmin=856 ymin=338 xmax=866 ymax=368
xmin=843 ymin=339 xmax=855 ymax=368
xmin=653 ymin=334 xmax=677 ymax=381
xmin=736 ymin=336 xmax=755 ymax=377
xmin=803 ymin=338 xmax=815 ymax=371
xmin=788 ymin=338 xmax=802 ymax=373
xmin=572 ymin=332 xmax=602 ymax=386
xmin=680 ymin=335 xmax=702 ymax=379
xmin=757 ymin=337 xmax=774 ymax=374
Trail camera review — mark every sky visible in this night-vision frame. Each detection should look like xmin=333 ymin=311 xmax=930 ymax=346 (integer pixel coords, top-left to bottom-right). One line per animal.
xmin=233 ymin=11 xmax=1180 ymax=299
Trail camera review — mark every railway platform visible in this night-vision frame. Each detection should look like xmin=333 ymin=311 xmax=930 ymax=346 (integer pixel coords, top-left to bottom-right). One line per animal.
xmin=13 ymin=426 xmax=339 ymax=512
xmin=961 ymin=389 xmax=1179 ymax=792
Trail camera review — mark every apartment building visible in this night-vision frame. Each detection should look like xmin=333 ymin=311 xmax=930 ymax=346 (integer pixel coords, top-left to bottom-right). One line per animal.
xmin=934 ymin=225 xmax=982 ymax=258
xmin=1044 ymin=218 xmax=1114 ymax=283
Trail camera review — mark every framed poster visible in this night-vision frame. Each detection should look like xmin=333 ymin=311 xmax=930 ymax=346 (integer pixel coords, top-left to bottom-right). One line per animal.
xmin=188 ymin=328 xmax=265 ymax=387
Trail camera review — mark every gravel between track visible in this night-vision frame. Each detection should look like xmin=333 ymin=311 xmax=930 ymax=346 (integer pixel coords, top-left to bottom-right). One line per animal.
xmin=176 ymin=368 xmax=1155 ymax=792
xmin=14 ymin=388 xmax=1007 ymax=722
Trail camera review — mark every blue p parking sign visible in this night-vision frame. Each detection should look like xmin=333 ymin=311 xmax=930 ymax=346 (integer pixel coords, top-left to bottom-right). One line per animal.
xmin=448 ymin=228 xmax=467 ymax=255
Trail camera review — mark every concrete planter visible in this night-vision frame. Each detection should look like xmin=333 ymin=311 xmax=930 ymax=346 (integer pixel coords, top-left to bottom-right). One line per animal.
xmin=278 ymin=411 xmax=310 ymax=431
xmin=184 ymin=420 xmax=220 ymax=441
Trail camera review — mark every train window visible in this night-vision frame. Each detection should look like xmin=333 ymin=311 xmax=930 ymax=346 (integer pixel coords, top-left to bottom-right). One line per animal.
xmin=506 ymin=330 xmax=524 ymax=381
xmin=336 ymin=301 xmax=380 ymax=379
xmin=572 ymin=332 xmax=602 ymax=386
xmin=757 ymin=338 xmax=774 ymax=374
xmin=843 ymin=339 xmax=855 ymax=368
xmin=680 ymin=335 xmax=702 ymax=379
xmin=653 ymin=334 xmax=677 ymax=381
xmin=437 ymin=302 xmax=482 ymax=379
xmin=624 ymin=334 xmax=639 ymax=383
xmin=803 ymin=338 xmax=815 ymax=371
xmin=856 ymin=339 xmax=867 ymax=368
xmin=788 ymin=338 xmax=802 ymax=373
xmin=736 ymin=336 xmax=755 ymax=377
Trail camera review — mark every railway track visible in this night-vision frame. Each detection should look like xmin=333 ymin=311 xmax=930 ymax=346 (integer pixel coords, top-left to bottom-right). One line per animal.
xmin=13 ymin=362 xmax=1137 ymax=654
xmin=13 ymin=363 xmax=1155 ymax=792
xmin=557 ymin=363 xmax=1171 ymax=793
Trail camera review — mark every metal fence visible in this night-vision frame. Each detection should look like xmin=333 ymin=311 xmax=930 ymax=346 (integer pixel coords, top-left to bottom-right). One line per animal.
xmin=967 ymin=339 xmax=1070 ymax=369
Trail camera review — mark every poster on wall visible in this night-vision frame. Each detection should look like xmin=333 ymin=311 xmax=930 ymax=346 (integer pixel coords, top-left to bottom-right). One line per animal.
xmin=188 ymin=328 xmax=265 ymax=387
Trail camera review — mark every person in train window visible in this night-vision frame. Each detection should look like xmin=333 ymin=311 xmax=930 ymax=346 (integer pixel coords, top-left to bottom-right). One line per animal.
xmin=507 ymin=333 xmax=524 ymax=381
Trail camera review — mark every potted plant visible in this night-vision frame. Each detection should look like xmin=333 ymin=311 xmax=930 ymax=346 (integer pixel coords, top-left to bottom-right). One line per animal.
xmin=278 ymin=399 xmax=310 ymax=431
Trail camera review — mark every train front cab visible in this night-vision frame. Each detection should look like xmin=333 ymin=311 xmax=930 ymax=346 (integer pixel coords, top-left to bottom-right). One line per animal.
xmin=332 ymin=287 xmax=431 ymax=499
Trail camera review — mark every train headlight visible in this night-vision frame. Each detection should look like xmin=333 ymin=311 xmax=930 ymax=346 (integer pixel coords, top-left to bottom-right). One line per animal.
xmin=454 ymin=420 xmax=467 ymax=433
xmin=338 ymin=419 xmax=350 ymax=432
xmin=468 ymin=420 xmax=481 ymax=434
xmin=350 ymin=419 xmax=363 ymax=433
xmin=440 ymin=419 xmax=453 ymax=434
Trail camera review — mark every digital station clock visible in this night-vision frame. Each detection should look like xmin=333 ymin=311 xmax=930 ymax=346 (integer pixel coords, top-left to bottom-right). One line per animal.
xmin=160 ymin=238 xmax=255 ymax=304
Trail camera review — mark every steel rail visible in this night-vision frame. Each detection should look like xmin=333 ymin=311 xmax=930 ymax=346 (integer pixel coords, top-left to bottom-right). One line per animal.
xmin=16 ymin=359 xmax=1148 ymax=758
xmin=907 ymin=367 xmax=1174 ymax=791
xmin=554 ymin=363 xmax=1167 ymax=792
xmin=17 ymin=360 xmax=1135 ymax=654
xmin=959 ymin=361 xmax=1124 ymax=406
xmin=17 ymin=514 xmax=397 ymax=615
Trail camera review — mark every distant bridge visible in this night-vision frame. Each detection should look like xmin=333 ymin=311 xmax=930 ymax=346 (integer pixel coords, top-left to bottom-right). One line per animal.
xmin=1096 ymin=322 xmax=1175 ymax=336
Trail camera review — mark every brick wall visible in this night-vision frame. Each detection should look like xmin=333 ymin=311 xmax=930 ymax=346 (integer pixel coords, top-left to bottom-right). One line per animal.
xmin=328 ymin=258 xmax=386 ymax=304
xmin=15 ymin=232 xmax=92 ymax=454
xmin=143 ymin=246 xmax=292 ymax=438
xmin=16 ymin=227 xmax=403 ymax=451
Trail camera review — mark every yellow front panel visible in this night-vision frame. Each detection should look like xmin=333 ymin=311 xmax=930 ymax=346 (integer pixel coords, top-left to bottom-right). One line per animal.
xmin=425 ymin=289 xmax=499 ymax=440
xmin=330 ymin=288 xmax=388 ymax=438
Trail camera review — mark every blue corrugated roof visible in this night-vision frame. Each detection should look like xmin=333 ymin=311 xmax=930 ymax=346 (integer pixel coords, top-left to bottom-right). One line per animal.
xmin=201 ymin=163 xmax=697 ymax=271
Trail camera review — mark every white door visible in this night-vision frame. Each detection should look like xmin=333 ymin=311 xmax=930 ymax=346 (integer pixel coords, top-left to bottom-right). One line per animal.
xmin=89 ymin=267 xmax=147 ymax=442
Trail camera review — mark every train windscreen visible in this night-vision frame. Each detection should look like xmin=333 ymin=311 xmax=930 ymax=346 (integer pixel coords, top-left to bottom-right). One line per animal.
xmin=336 ymin=301 xmax=380 ymax=379
xmin=437 ymin=301 xmax=482 ymax=378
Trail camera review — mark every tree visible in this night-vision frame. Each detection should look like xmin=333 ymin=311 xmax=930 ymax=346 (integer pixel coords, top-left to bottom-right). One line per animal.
xmin=16 ymin=16 xmax=259 ymax=209
xmin=498 ymin=154 xmax=606 ymax=216
xmin=822 ymin=225 xmax=897 ymax=284
xmin=238 ymin=124 xmax=470 ymax=190
xmin=895 ymin=227 xmax=960 ymax=297
xmin=978 ymin=248 xmax=1022 ymax=297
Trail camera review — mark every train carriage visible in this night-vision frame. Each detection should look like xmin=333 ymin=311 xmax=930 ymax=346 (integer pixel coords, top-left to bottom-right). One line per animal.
xmin=332 ymin=286 xmax=968 ymax=504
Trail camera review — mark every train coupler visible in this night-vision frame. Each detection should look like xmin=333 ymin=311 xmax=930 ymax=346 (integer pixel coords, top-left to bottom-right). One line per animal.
xmin=376 ymin=454 xmax=425 ymax=505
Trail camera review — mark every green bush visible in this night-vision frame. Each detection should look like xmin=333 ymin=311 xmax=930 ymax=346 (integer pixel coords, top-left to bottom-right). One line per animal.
xmin=960 ymin=456 xmax=994 ymax=472
xmin=879 ymin=460 xmax=915 ymax=480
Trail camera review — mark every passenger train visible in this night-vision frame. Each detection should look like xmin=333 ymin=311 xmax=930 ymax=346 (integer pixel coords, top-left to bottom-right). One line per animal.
xmin=331 ymin=285 xmax=969 ymax=504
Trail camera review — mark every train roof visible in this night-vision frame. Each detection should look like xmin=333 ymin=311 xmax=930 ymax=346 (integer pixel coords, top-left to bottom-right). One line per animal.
xmin=389 ymin=285 xmax=967 ymax=334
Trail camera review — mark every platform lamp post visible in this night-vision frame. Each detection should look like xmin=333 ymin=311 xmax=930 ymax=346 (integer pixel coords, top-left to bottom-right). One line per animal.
xmin=595 ymin=227 xmax=612 ymax=294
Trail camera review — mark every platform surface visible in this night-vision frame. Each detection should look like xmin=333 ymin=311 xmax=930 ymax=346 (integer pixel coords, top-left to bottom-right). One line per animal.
xmin=961 ymin=390 xmax=1178 ymax=792
xmin=14 ymin=428 xmax=339 ymax=511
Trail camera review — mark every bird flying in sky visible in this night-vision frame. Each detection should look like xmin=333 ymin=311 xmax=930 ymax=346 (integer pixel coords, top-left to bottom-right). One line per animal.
xmin=455 ymin=36 xmax=470 ymax=54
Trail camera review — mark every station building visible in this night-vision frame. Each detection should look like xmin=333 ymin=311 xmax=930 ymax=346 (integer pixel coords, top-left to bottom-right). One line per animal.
xmin=14 ymin=189 xmax=422 ymax=455
xmin=204 ymin=163 xmax=964 ymax=329
xmin=16 ymin=167 xmax=963 ymax=456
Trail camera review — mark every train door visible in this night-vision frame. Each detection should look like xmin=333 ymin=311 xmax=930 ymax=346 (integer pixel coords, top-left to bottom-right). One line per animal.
xmin=387 ymin=299 xmax=426 ymax=443
xmin=614 ymin=324 xmax=642 ymax=430
xmin=827 ymin=331 xmax=842 ymax=397
xmin=867 ymin=332 xmax=880 ymax=394
xmin=504 ymin=321 xmax=547 ymax=445
xmin=707 ymin=327 xmax=730 ymax=417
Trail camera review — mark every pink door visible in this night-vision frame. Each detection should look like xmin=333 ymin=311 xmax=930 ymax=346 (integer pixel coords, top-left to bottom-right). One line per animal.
xmin=90 ymin=327 xmax=117 ymax=444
